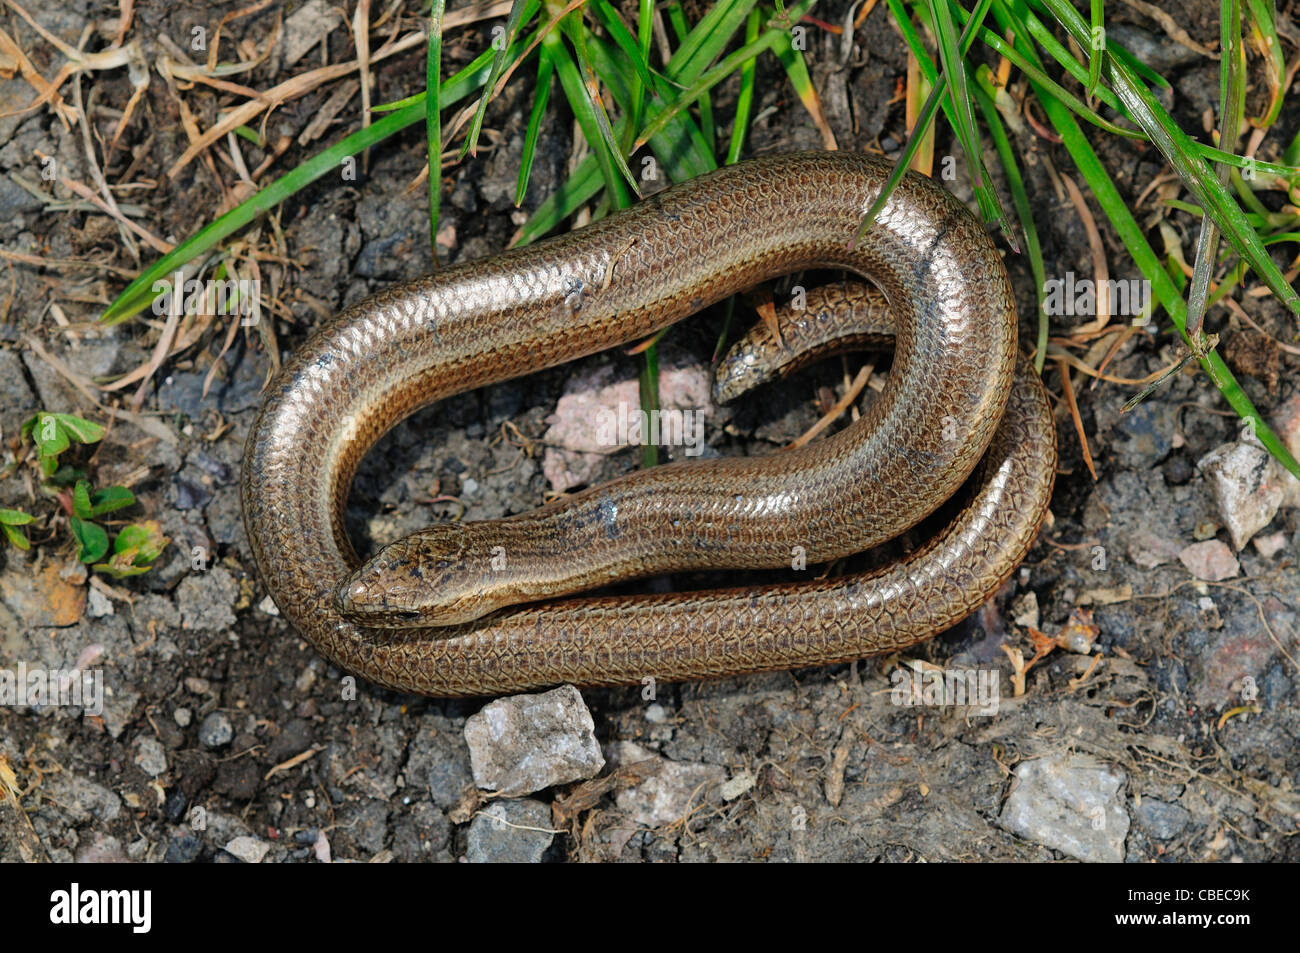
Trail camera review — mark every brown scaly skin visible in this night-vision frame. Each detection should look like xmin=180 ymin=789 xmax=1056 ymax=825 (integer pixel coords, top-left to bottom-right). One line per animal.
xmin=241 ymin=151 xmax=1057 ymax=697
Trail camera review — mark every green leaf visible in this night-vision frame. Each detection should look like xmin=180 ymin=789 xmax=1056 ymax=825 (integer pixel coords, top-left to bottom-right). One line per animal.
xmin=233 ymin=125 xmax=265 ymax=147
xmin=92 ymin=560 xmax=152 ymax=578
xmin=2 ymin=523 xmax=29 ymax=550
xmin=973 ymin=74 xmax=1048 ymax=371
xmin=23 ymin=413 xmax=104 ymax=481
xmin=516 ymin=48 xmax=557 ymax=206
xmin=69 ymin=516 xmax=109 ymax=564
xmin=543 ymin=16 xmax=633 ymax=205
xmin=863 ymin=0 xmax=996 ymax=241
xmin=633 ymin=0 xmax=817 ymax=150
xmin=0 ymin=508 xmax=34 ymax=525
xmin=47 ymin=464 xmax=86 ymax=487
xmin=73 ymin=480 xmax=94 ymax=520
xmin=1185 ymin=0 xmax=1244 ymax=337
xmin=90 ymin=485 xmax=136 ymax=517
xmin=1086 ymin=0 xmax=1104 ymax=97
xmin=28 ymin=412 xmax=69 ymax=459
xmin=53 ymin=413 xmax=104 ymax=444
xmin=94 ymin=520 xmax=169 ymax=576
xmin=726 ymin=9 xmax=762 ymax=164
xmin=113 ymin=523 xmax=151 ymax=553
xmin=461 ymin=0 xmax=539 ymax=159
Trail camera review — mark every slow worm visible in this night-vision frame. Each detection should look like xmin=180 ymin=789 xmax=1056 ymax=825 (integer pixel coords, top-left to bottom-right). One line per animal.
xmin=241 ymin=151 xmax=1056 ymax=697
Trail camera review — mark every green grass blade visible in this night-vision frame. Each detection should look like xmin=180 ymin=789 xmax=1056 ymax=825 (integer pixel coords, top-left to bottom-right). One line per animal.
xmin=514 ymin=154 xmax=605 ymax=245
xmin=949 ymin=2 xmax=1143 ymax=139
xmin=667 ymin=0 xmax=760 ymax=83
xmin=666 ymin=3 xmax=717 ymax=157
xmin=1037 ymin=0 xmax=1300 ymax=320
xmin=1185 ymin=0 xmax=1244 ymax=337
xmin=726 ymin=8 xmax=762 ymax=164
xmin=101 ymin=100 xmax=424 ymax=325
xmin=862 ymin=0 xmax=994 ymax=240
xmin=427 ymin=0 xmax=447 ymax=257
xmin=101 ymin=39 xmax=511 ymax=324
xmin=1003 ymin=1 xmax=1300 ymax=480
xmin=516 ymin=48 xmax=557 ymax=206
xmin=633 ymin=0 xmax=818 ymax=149
xmin=462 ymin=0 xmax=540 ymax=159
xmin=1086 ymin=0 xmax=1103 ymax=97
xmin=637 ymin=327 xmax=661 ymax=468
xmin=543 ymin=20 xmax=631 ymax=206
xmin=1245 ymin=0 xmax=1286 ymax=126
xmin=928 ymin=0 xmax=993 ymax=204
xmin=584 ymin=32 xmax=715 ymax=180
xmin=974 ymin=75 xmax=1049 ymax=371
xmin=560 ymin=10 xmax=639 ymax=197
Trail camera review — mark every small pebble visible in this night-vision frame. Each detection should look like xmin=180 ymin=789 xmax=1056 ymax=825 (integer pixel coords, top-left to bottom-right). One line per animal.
xmin=86 ymin=586 xmax=115 ymax=618
xmin=199 ymin=711 xmax=234 ymax=749
xmin=185 ymin=677 xmax=210 ymax=695
xmin=132 ymin=735 xmax=168 ymax=777
xmin=224 ymin=835 xmax=270 ymax=864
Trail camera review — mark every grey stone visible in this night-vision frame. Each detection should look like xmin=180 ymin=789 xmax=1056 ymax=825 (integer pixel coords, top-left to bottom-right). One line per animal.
xmin=44 ymin=773 xmax=121 ymax=824
xmin=164 ymin=835 xmax=202 ymax=863
xmin=1198 ymin=440 xmax=1286 ymax=550
xmin=132 ymin=735 xmax=168 ymax=777
xmin=465 ymin=799 xmax=554 ymax=863
xmin=154 ymin=358 xmax=265 ymax=417
xmin=0 ymin=347 xmax=35 ymax=438
xmin=176 ymin=566 xmax=238 ymax=632
xmin=464 ymin=685 xmax=605 ymax=796
xmin=100 ymin=688 xmax=140 ymax=739
xmin=608 ymin=741 xmax=726 ymax=828
xmin=1108 ymin=24 xmax=1206 ymax=73
xmin=86 ymin=586 xmax=114 ymax=618
xmin=199 ymin=711 xmax=234 ymax=749
xmin=74 ymin=832 xmax=127 ymax=863
xmin=338 ymin=799 xmax=390 ymax=856
xmin=355 ymin=185 xmax=436 ymax=280
xmin=224 ymin=835 xmax=271 ymax=863
xmin=1114 ymin=399 xmax=1178 ymax=469
xmin=998 ymin=754 xmax=1129 ymax=863
xmin=1134 ymin=797 xmax=1190 ymax=841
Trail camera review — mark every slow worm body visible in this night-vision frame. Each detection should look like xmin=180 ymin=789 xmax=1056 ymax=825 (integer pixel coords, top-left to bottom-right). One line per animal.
xmin=241 ymin=151 xmax=1056 ymax=697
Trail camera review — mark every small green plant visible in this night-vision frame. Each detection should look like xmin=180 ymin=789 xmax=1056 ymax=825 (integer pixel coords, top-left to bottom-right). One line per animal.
xmin=0 ymin=508 xmax=34 ymax=550
xmin=21 ymin=411 xmax=104 ymax=483
xmin=91 ymin=519 xmax=169 ymax=579
xmin=14 ymin=411 xmax=169 ymax=574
